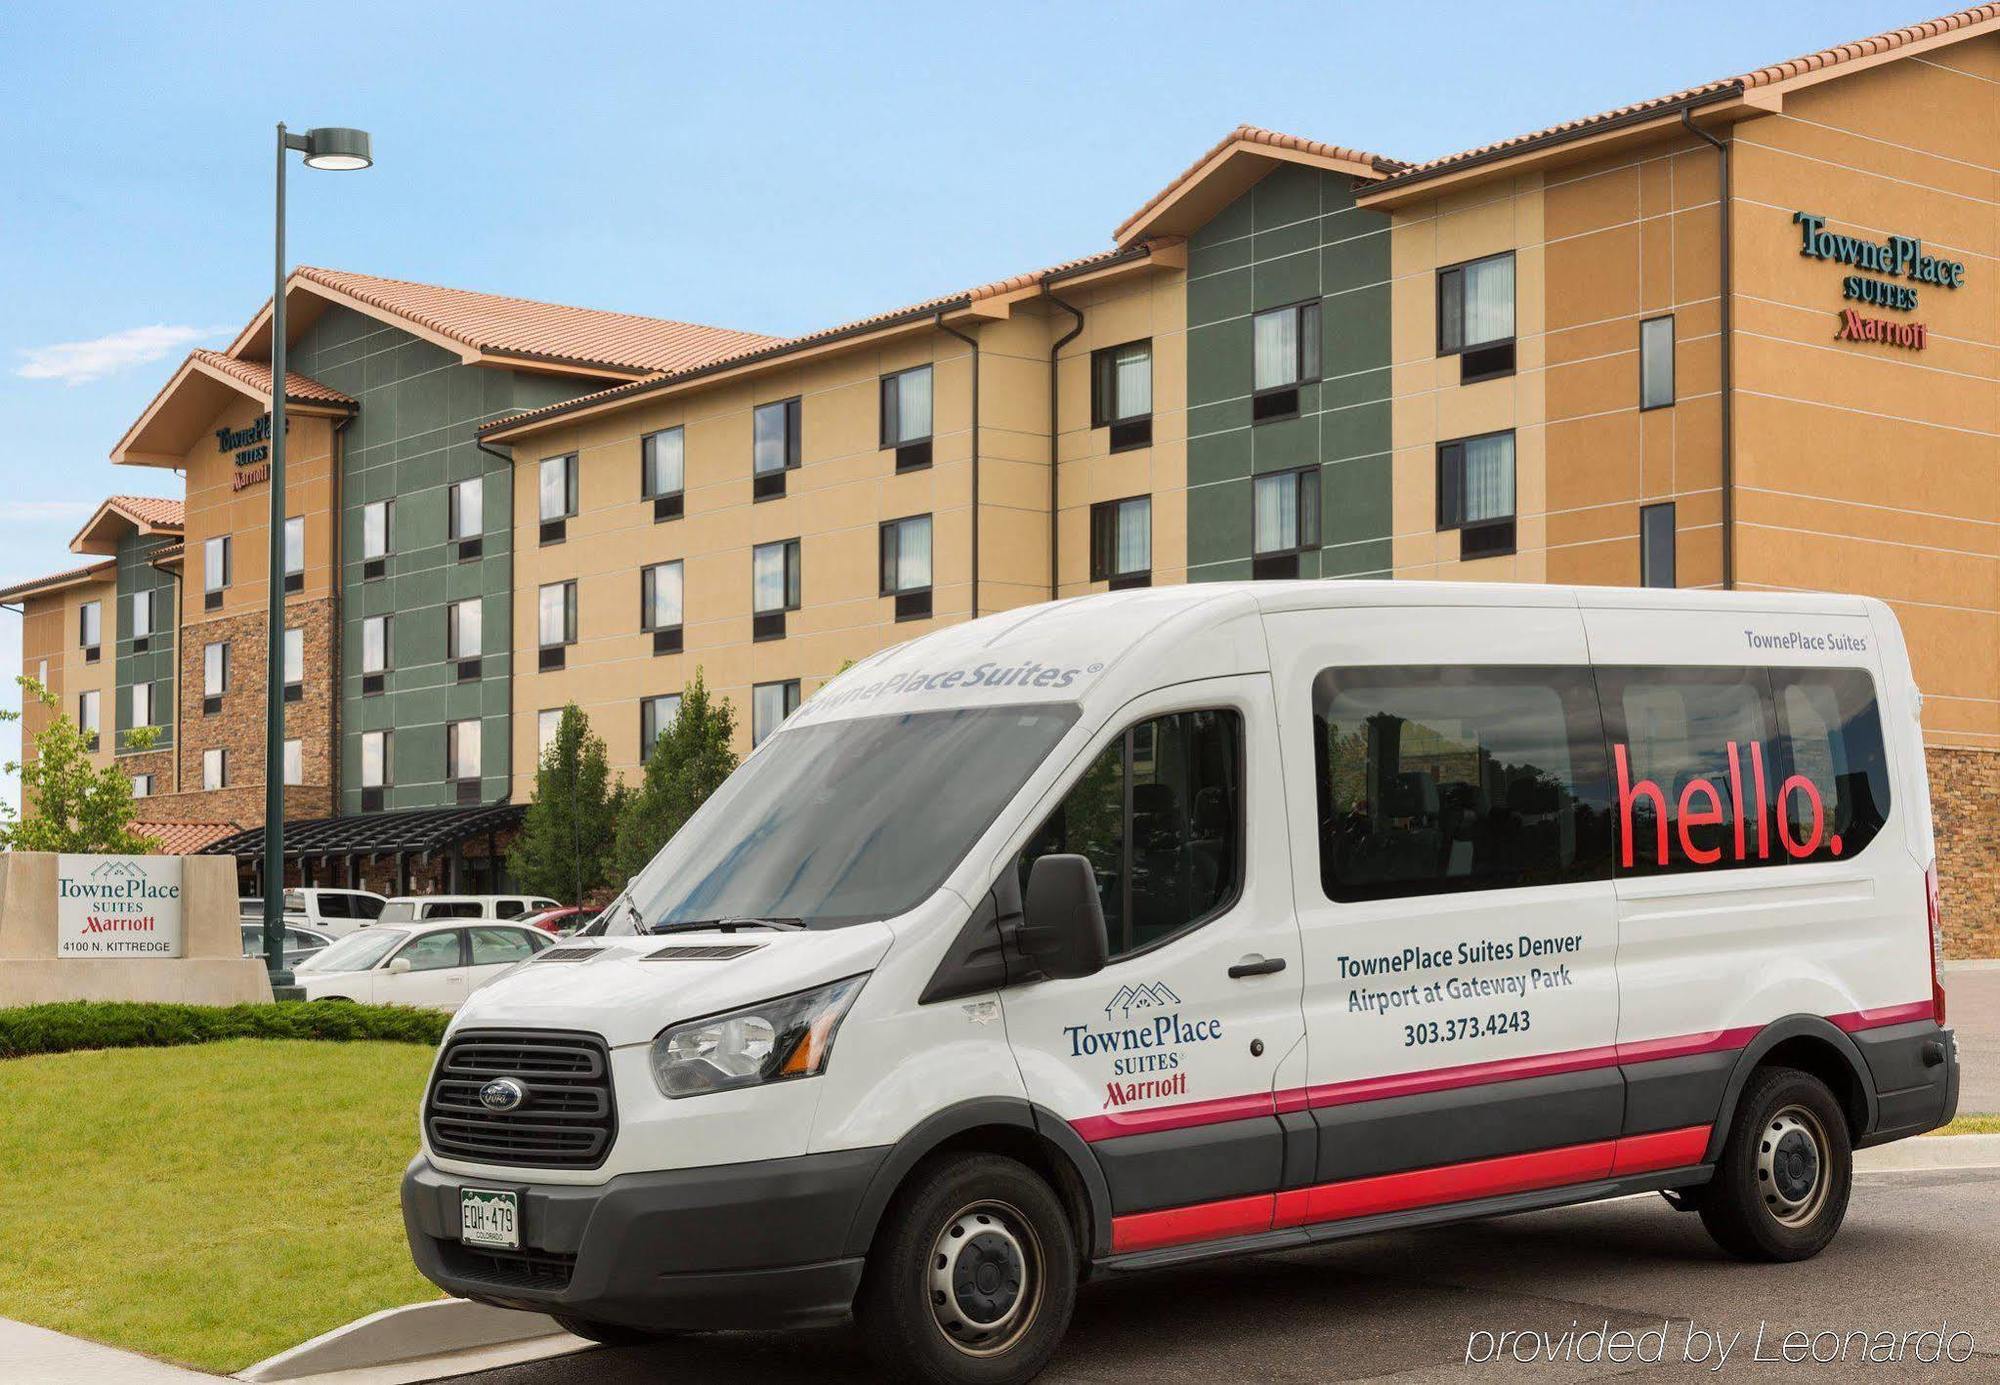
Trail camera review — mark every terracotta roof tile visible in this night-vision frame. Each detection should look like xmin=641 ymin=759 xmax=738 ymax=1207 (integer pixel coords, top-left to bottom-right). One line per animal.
xmin=480 ymin=244 xmax=1159 ymax=438
xmin=1372 ymin=5 xmax=2000 ymax=191
xmin=134 ymin=821 xmax=243 ymax=855
xmin=105 ymin=495 xmax=184 ymax=530
xmin=191 ymin=349 xmax=354 ymax=407
xmin=0 ymin=558 xmax=116 ymax=605
xmin=290 ymin=266 xmax=783 ymax=375
xmin=1115 ymin=126 xmax=1408 ymax=242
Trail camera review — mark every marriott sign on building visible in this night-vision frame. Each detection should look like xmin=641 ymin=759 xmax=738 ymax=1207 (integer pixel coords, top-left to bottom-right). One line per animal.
xmin=6 ymin=5 xmax=2000 ymax=956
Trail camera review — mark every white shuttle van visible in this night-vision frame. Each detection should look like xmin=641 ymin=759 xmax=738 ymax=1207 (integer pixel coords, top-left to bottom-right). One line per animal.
xmin=402 ymin=583 xmax=1958 ymax=1384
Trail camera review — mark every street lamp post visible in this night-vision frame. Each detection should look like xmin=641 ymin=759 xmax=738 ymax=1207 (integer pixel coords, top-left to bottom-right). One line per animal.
xmin=263 ymin=123 xmax=372 ymax=989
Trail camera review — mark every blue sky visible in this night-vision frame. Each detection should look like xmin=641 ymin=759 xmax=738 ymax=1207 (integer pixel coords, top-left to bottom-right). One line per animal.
xmin=0 ymin=0 xmax=1931 ymax=811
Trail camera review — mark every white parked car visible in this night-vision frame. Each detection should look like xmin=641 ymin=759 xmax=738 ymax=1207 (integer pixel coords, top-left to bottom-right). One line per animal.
xmin=281 ymin=887 xmax=390 ymax=936
xmin=239 ymin=922 xmax=335 ymax=970
xmin=294 ymin=920 xmax=555 ymax=1010
xmin=377 ymin=894 xmax=561 ymax=924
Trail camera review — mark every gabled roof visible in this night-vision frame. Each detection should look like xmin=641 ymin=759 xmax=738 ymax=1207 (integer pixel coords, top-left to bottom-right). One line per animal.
xmin=112 ymin=349 xmax=355 ymax=467
xmin=135 ymin=821 xmax=243 ymax=855
xmin=0 ymin=558 xmax=116 ymax=605
xmin=1360 ymin=4 xmax=2000 ymax=204
xmin=1115 ymin=126 xmax=1407 ymax=246
xmin=480 ymin=242 xmax=1173 ymax=442
xmin=70 ymin=494 xmax=184 ymax=555
xmin=227 ymin=266 xmax=783 ymax=379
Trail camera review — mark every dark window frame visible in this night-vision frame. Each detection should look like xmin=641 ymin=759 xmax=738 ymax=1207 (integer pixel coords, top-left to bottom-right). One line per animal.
xmin=640 ymin=693 xmax=682 ymax=764
xmin=752 ymin=538 xmax=802 ymax=615
xmin=1251 ymin=299 xmax=1321 ymax=423
xmin=752 ymin=396 xmax=803 ymax=500
xmin=1436 ymin=251 xmax=1517 ymax=384
xmin=1436 ymin=429 xmax=1517 ymax=559
xmin=750 ymin=678 xmax=802 ymax=746
xmin=641 ymin=560 xmax=685 ymax=646
xmin=1089 ymin=495 xmax=1153 ymax=587
xmin=1640 ymin=502 xmax=1677 ymax=589
xmin=1639 ymin=313 xmax=1676 ymax=411
xmin=879 ymin=364 xmax=935 ymax=467
xmin=641 ymin=426 xmax=686 ymax=520
xmin=1090 ymin=339 xmax=1155 ymax=451
xmin=1253 ymin=467 xmax=1322 ymax=560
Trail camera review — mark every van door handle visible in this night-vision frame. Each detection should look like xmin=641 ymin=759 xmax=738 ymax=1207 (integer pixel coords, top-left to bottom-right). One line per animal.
xmin=1228 ymin=956 xmax=1287 ymax=979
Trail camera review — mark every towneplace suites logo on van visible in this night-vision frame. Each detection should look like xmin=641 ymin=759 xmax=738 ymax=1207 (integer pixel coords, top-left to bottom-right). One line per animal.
xmin=1065 ymin=983 xmax=1222 ymax=1109
xmin=802 ymin=658 xmax=1102 ymax=717
xmin=1615 ymin=741 xmax=1843 ymax=867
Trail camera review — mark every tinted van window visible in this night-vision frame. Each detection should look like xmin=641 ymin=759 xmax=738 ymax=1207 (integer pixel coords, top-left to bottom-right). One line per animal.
xmin=1770 ymin=668 xmax=1891 ymax=864
xmin=1313 ymin=666 xmax=1613 ymax=901
xmin=1022 ymin=709 xmax=1242 ymax=957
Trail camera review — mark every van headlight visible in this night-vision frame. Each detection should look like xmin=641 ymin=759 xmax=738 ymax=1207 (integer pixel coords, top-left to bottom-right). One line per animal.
xmin=649 ymin=975 xmax=867 ymax=1098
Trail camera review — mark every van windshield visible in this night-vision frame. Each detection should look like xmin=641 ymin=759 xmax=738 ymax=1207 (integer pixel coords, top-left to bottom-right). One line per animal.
xmin=620 ymin=704 xmax=1079 ymax=930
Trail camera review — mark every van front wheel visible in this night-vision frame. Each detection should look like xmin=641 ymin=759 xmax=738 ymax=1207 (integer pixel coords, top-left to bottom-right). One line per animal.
xmin=858 ymin=1153 xmax=1077 ymax=1385
xmin=1698 ymin=1066 xmax=1853 ymax=1261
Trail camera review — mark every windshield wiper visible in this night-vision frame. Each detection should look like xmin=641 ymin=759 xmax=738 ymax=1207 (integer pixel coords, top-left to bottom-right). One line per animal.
xmin=646 ymin=917 xmax=806 ymax=935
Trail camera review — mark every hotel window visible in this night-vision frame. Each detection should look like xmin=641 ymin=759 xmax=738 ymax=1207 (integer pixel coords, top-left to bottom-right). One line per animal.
xmin=448 ymin=720 xmax=482 ymax=804
xmin=752 ymin=679 xmax=801 ymax=747
xmin=1640 ymin=314 xmax=1675 ymax=410
xmin=283 ymin=516 xmax=305 ymax=593
xmin=538 ymin=580 xmax=577 ymax=670
xmin=129 ymin=588 xmax=153 ymax=648
xmin=752 ymin=538 xmax=801 ymax=640
xmin=1090 ymin=340 xmax=1153 ymax=450
xmin=752 ymin=396 xmax=802 ymax=500
xmin=449 ymin=477 xmax=484 ymax=559
xmin=640 ymin=693 xmax=681 ymax=763
xmin=35 ymin=659 xmax=47 ymax=690
xmin=1090 ymin=495 xmax=1152 ymax=589
xmin=448 ymin=598 xmax=482 ymax=680
xmin=131 ymin=773 xmax=152 ymax=799
xmin=362 ymin=500 xmax=391 ymax=579
xmin=78 ymin=690 xmax=101 ymax=749
xmin=537 ymin=708 xmax=562 ymax=760
xmin=1252 ymin=301 xmax=1320 ymax=422
xmin=360 ymin=730 xmax=390 ymax=810
xmin=361 ymin=615 xmax=390 ymax=695
xmin=1437 ymin=251 xmax=1515 ymax=383
xmin=642 ymin=427 xmax=685 ymax=521
xmin=1437 ymin=430 xmax=1517 ymax=559
xmin=1641 ymin=502 xmax=1677 ymax=589
xmin=641 ymin=561 xmax=684 ymax=654
xmin=283 ymin=738 xmax=303 ymax=787
xmin=204 ymin=536 xmax=230 ymax=609
xmin=880 ymin=515 xmax=933 ymax=621
xmin=880 ymin=365 xmax=934 ymax=471
xmin=129 ymin=680 xmax=154 ymax=734
xmin=1253 ymin=468 xmax=1321 ymax=579
xmin=79 ymin=600 xmax=102 ymax=661
xmin=283 ymin=628 xmax=304 ymax=702
xmin=203 ymin=640 xmax=228 ymax=713
xmin=539 ymin=453 xmax=579 ymax=544
xmin=202 ymin=746 xmax=225 ymax=791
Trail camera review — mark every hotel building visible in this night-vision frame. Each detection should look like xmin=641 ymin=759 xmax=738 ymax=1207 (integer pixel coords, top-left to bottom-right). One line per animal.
xmin=6 ymin=6 xmax=1999 ymax=949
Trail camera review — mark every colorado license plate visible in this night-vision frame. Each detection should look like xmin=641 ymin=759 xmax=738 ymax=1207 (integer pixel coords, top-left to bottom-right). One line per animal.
xmin=460 ymin=1188 xmax=519 ymax=1249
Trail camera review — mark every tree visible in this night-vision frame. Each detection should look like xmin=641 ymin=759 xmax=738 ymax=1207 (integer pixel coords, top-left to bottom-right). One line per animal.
xmin=508 ymin=704 xmax=622 ymax=904
xmin=0 ymin=677 xmax=160 ymax=854
xmin=611 ymin=670 xmax=738 ymax=885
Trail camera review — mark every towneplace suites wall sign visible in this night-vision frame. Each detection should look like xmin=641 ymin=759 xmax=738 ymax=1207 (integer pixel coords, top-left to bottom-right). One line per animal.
xmin=1792 ymin=210 xmax=1965 ymax=353
xmin=217 ymin=413 xmax=290 ymax=491
xmin=55 ymin=854 xmax=185 ymax=958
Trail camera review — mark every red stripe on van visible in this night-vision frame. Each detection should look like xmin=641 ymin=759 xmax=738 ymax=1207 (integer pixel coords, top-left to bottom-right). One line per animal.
xmin=1110 ymin=1191 xmax=1274 ymax=1254
xmin=1069 ymin=1092 xmax=1275 ymax=1143
xmin=1116 ymin=1125 xmax=1714 ymax=1252
xmin=1826 ymin=1001 xmax=1934 ymax=1032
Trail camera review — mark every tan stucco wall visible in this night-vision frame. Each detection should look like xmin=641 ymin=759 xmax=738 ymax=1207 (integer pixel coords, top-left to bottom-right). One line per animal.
xmin=17 ymin=574 xmax=119 ymax=773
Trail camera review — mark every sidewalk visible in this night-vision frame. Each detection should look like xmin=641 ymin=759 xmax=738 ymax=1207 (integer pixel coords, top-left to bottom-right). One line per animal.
xmin=0 ymin=1315 xmax=214 ymax=1384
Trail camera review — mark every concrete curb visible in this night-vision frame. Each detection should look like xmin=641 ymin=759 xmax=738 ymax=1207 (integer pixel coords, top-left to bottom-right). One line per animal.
xmin=235 ymin=1299 xmax=580 ymax=1384
xmin=1857 ymin=1132 xmax=2000 ymax=1172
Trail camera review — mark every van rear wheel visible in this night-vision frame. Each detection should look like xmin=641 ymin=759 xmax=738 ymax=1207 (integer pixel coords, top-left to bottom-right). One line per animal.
xmin=1698 ymin=1066 xmax=1852 ymax=1261
xmin=857 ymin=1153 xmax=1076 ymax=1385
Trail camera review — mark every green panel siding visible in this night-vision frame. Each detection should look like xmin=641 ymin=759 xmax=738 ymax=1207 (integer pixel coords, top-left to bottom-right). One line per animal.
xmin=290 ymin=305 xmax=598 ymax=813
xmin=112 ymin=532 xmax=177 ymax=752
xmin=1186 ymin=164 xmax=1393 ymax=583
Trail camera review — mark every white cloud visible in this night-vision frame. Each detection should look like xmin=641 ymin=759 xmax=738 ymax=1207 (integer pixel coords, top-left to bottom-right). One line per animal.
xmin=15 ymin=323 xmax=228 ymax=386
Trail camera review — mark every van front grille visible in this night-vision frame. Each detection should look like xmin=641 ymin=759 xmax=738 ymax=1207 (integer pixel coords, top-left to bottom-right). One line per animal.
xmin=438 ymin=1242 xmax=577 ymax=1292
xmin=426 ymin=1030 xmax=616 ymax=1169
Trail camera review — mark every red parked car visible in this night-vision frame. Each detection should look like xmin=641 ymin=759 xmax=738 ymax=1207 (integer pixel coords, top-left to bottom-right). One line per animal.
xmin=519 ymin=905 xmax=590 ymax=935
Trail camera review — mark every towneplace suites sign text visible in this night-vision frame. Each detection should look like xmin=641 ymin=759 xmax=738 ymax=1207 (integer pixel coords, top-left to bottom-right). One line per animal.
xmin=217 ymin=413 xmax=289 ymax=491
xmin=1793 ymin=210 xmax=1965 ymax=354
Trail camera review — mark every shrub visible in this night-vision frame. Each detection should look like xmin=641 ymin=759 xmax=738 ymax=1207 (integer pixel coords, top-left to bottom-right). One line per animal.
xmin=0 ymin=1001 xmax=448 ymax=1059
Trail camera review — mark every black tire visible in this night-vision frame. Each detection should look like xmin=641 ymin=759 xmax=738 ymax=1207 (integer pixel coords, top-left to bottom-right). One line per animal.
xmin=1698 ymin=1066 xmax=1852 ymax=1261
xmin=856 ymin=1153 xmax=1077 ymax=1385
xmin=550 ymin=1314 xmax=678 ymax=1348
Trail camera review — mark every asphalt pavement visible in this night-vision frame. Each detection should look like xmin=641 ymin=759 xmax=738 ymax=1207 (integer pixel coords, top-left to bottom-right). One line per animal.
xmin=438 ymin=1164 xmax=2000 ymax=1384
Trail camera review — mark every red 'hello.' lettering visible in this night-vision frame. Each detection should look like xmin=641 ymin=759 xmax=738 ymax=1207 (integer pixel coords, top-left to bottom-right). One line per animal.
xmin=1615 ymin=741 xmax=1840 ymax=869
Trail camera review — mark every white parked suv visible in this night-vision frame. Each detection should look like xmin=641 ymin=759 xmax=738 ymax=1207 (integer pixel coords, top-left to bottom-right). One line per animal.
xmin=379 ymin=895 xmax=561 ymax=924
xmin=294 ymin=920 xmax=554 ymax=1010
xmin=281 ymin=887 xmax=389 ymax=937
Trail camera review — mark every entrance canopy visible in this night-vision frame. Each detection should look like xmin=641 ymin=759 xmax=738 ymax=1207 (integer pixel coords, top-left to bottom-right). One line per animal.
xmin=202 ymin=803 xmax=526 ymax=896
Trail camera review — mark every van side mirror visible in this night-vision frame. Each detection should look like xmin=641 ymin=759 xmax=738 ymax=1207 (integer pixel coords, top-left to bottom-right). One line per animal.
xmin=1019 ymin=854 xmax=1108 ymax=981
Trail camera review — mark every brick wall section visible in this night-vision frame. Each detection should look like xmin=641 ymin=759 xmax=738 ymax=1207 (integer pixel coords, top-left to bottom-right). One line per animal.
xmin=1929 ymin=747 xmax=1999 ymax=959
xmin=176 ymin=595 xmax=338 ymax=817
xmin=120 ymin=747 xmax=175 ymax=799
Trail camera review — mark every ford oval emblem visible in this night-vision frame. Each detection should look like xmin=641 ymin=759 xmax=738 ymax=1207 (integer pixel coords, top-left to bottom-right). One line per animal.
xmin=479 ymin=1077 xmax=528 ymax=1112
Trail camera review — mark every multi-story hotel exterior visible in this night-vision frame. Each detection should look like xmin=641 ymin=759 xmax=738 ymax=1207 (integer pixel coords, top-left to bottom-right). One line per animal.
xmin=6 ymin=6 xmax=2000 ymax=949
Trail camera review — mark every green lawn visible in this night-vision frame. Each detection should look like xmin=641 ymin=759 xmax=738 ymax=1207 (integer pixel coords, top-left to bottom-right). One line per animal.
xmin=1930 ymin=1113 xmax=2000 ymax=1135
xmin=0 ymin=1039 xmax=441 ymax=1373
